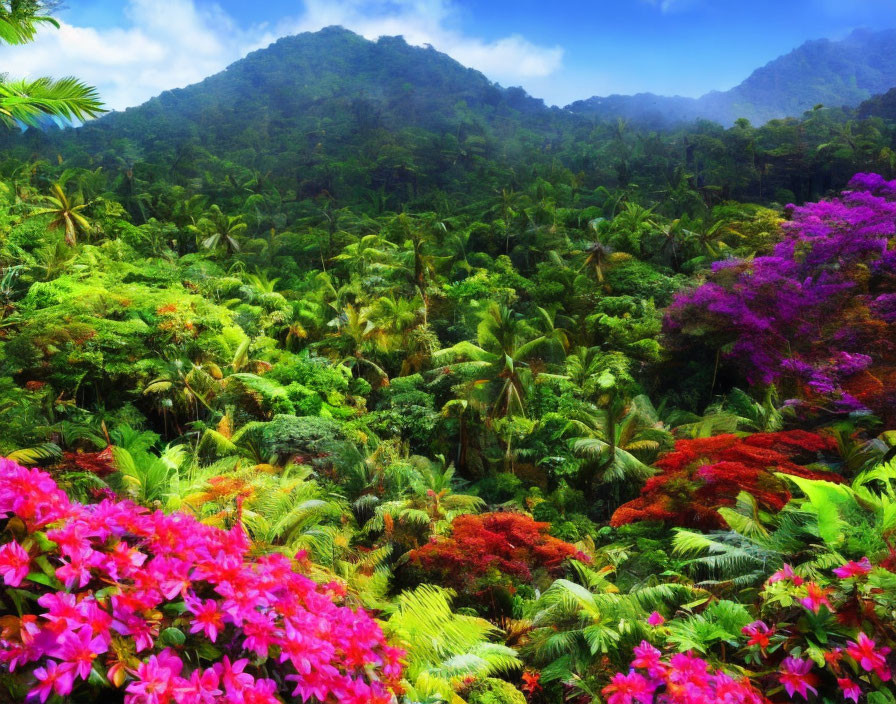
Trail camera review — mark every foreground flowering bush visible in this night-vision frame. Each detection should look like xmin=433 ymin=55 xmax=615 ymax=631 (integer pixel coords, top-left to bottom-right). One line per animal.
xmin=605 ymin=557 xmax=896 ymax=704
xmin=743 ymin=557 xmax=896 ymax=701
xmin=407 ymin=512 xmax=586 ymax=599
xmin=0 ymin=459 xmax=403 ymax=703
xmin=603 ymin=644 xmax=767 ymax=704
xmin=666 ymin=173 xmax=896 ymax=422
xmin=611 ymin=431 xmax=840 ymax=529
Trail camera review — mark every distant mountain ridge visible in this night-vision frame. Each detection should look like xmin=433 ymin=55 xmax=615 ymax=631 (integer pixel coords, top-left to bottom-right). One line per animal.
xmin=80 ymin=26 xmax=561 ymax=150
xmin=567 ymin=28 xmax=896 ymax=126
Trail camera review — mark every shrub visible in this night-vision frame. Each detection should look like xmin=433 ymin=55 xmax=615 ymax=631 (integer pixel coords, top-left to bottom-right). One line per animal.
xmin=611 ymin=431 xmax=841 ymax=529
xmin=0 ymin=459 xmax=402 ymax=703
xmin=407 ymin=512 xmax=586 ymax=599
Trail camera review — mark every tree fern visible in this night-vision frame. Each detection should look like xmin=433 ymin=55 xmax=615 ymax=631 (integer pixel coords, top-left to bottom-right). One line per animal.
xmin=386 ymin=585 xmax=522 ymax=704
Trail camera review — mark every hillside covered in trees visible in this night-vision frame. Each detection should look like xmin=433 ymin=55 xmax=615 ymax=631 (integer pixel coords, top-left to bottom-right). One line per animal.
xmin=0 ymin=10 xmax=896 ymax=704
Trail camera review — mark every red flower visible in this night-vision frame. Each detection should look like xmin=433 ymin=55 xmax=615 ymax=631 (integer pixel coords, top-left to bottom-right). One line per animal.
xmin=800 ymin=582 xmax=833 ymax=613
xmin=846 ymin=632 xmax=892 ymax=680
xmin=602 ymin=671 xmax=654 ymax=704
xmin=769 ymin=564 xmax=804 ymax=586
xmin=742 ymin=620 xmax=774 ymax=649
xmin=838 ymin=678 xmax=862 ymax=703
xmin=521 ymin=670 xmax=541 ymax=694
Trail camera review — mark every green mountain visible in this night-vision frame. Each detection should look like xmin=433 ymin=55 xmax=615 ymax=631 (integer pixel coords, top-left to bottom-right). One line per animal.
xmin=569 ymin=28 xmax=896 ymax=126
xmin=5 ymin=24 xmax=891 ymax=214
xmin=19 ymin=26 xmax=581 ymax=210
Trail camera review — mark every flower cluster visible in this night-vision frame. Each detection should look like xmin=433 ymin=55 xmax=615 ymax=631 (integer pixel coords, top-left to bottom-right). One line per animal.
xmin=407 ymin=512 xmax=586 ymax=598
xmin=743 ymin=558 xmax=895 ymax=701
xmin=0 ymin=459 xmax=403 ymax=703
xmin=611 ymin=431 xmax=840 ymax=529
xmin=603 ymin=643 xmax=766 ymax=704
xmin=605 ymin=557 xmax=896 ymax=704
xmin=665 ymin=173 xmax=896 ymax=422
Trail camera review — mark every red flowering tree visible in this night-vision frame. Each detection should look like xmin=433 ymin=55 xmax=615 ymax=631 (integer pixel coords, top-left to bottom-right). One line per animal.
xmin=611 ymin=431 xmax=841 ymax=529
xmin=0 ymin=459 xmax=403 ymax=704
xmin=407 ymin=512 xmax=586 ymax=599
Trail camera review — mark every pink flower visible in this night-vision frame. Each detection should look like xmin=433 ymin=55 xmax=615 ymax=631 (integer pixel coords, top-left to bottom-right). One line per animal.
xmin=779 ymin=656 xmax=818 ymax=700
xmin=55 ymin=549 xmax=93 ymax=590
xmin=57 ymin=629 xmax=108 ymax=681
xmin=833 ymin=557 xmax=873 ymax=579
xmin=112 ymin=609 xmax=158 ymax=653
xmin=801 ymin=582 xmax=833 ymax=613
xmin=177 ymin=667 xmax=222 ymax=704
xmin=668 ymin=651 xmax=710 ymax=688
xmin=647 ymin=611 xmax=665 ymax=627
xmin=242 ymin=612 xmax=280 ymax=657
xmin=0 ymin=460 xmax=405 ymax=702
xmin=125 ymin=649 xmax=183 ymax=703
xmin=838 ymin=678 xmax=862 ymax=703
xmin=631 ymin=641 xmax=665 ymax=678
xmin=186 ymin=595 xmax=226 ymax=642
xmin=0 ymin=540 xmax=30 ymax=587
xmin=769 ymin=564 xmax=804 ymax=586
xmin=846 ymin=632 xmax=892 ymax=680
xmin=37 ymin=593 xmax=79 ymax=632
xmin=27 ymin=660 xmax=74 ymax=702
xmin=602 ymin=671 xmax=655 ymax=704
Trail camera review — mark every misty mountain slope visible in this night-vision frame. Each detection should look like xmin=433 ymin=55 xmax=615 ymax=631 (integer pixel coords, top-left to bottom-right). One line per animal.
xmin=67 ymin=26 xmax=565 ymax=155
xmin=569 ymin=28 xmax=896 ymax=126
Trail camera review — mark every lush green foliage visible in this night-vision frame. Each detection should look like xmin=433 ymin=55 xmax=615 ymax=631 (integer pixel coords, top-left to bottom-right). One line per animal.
xmin=1 ymin=22 xmax=896 ymax=704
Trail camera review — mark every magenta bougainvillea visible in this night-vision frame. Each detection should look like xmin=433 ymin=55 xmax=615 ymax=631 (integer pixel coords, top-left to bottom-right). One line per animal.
xmin=0 ymin=459 xmax=403 ymax=703
xmin=603 ymin=644 xmax=766 ymax=704
xmin=665 ymin=173 xmax=896 ymax=421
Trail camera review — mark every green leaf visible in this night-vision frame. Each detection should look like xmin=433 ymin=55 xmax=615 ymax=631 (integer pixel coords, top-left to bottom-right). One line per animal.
xmin=160 ymin=627 xmax=187 ymax=646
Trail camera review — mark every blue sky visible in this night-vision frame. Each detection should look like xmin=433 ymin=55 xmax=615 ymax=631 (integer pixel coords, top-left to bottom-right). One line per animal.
xmin=3 ymin=0 xmax=896 ymax=111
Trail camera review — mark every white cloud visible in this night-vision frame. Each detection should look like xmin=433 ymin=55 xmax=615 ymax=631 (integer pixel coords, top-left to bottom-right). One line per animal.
xmin=0 ymin=0 xmax=564 ymax=112
xmin=281 ymin=0 xmax=563 ymax=82
xmin=641 ymin=0 xmax=702 ymax=14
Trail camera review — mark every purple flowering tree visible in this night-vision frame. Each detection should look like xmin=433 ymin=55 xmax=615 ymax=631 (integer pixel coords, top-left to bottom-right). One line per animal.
xmin=665 ymin=173 xmax=896 ymax=420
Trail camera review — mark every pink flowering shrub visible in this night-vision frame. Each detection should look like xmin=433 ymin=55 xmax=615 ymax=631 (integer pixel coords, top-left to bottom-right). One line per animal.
xmin=605 ymin=557 xmax=896 ymax=703
xmin=744 ymin=558 xmax=895 ymax=701
xmin=603 ymin=643 xmax=767 ymax=704
xmin=0 ymin=459 xmax=403 ymax=703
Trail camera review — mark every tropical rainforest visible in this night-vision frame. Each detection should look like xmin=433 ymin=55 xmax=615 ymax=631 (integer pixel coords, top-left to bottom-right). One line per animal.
xmin=0 ymin=4 xmax=895 ymax=704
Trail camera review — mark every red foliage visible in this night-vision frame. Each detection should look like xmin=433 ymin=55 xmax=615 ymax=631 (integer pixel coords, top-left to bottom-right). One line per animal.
xmin=58 ymin=446 xmax=116 ymax=478
xmin=408 ymin=512 xmax=584 ymax=595
xmin=611 ymin=431 xmax=841 ymax=530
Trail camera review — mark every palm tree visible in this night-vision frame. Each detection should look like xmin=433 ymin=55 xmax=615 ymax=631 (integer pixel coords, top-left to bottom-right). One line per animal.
xmin=142 ymin=359 xmax=221 ymax=433
xmin=29 ymin=183 xmax=91 ymax=245
xmin=323 ymin=303 xmax=390 ymax=384
xmin=567 ymin=394 xmax=667 ymax=503
xmin=0 ymin=4 xmax=104 ymax=127
xmin=191 ymin=205 xmax=247 ymax=255
xmin=366 ymin=456 xmax=484 ymax=546
xmin=579 ymin=219 xmax=633 ymax=287
xmin=361 ymin=294 xmax=426 ymax=355
xmin=434 ymin=303 xmax=541 ymax=422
